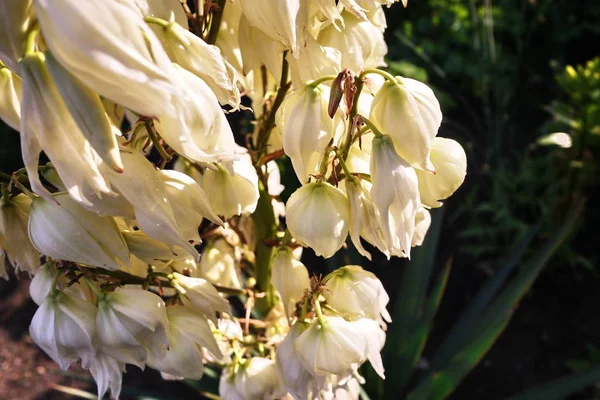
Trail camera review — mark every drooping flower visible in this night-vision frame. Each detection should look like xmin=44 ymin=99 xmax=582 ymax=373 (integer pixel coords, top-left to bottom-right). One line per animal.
xmin=0 ymin=193 xmax=39 ymax=273
xmin=0 ymin=65 xmax=22 ymax=130
xmin=198 ymin=239 xmax=243 ymax=290
xmin=170 ymin=273 xmax=231 ymax=323
xmin=412 ymin=207 xmax=432 ymax=247
xmin=271 ymin=247 xmax=310 ymax=317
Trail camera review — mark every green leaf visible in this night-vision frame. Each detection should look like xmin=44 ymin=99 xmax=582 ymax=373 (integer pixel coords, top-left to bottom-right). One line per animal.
xmin=508 ymin=364 xmax=600 ymax=400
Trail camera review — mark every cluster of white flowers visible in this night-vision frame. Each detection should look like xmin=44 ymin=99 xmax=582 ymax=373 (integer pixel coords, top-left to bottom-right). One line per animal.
xmin=0 ymin=0 xmax=467 ymax=399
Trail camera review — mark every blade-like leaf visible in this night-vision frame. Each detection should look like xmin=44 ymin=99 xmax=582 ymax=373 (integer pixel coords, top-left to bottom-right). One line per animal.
xmin=408 ymin=202 xmax=581 ymax=400
xmin=507 ymin=364 xmax=600 ymax=400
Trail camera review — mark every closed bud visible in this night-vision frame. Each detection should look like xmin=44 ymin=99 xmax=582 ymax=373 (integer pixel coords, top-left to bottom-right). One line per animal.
xmin=97 ymin=288 xmax=169 ymax=366
xmin=171 ymin=272 xmax=231 ymax=323
xmin=412 ymin=207 xmax=432 ymax=247
xmin=0 ymin=65 xmax=22 ymax=130
xmin=34 ymin=0 xmax=182 ymax=117
xmin=28 ymin=193 xmax=129 ymax=270
xmin=271 ymin=247 xmax=310 ymax=317
xmin=0 ymin=193 xmax=40 ymax=273
xmin=286 ymin=181 xmax=350 ymax=258
xmin=29 ymin=290 xmax=97 ymax=370
xmin=416 ymin=137 xmax=467 ymax=208
xmin=369 ymin=76 xmax=442 ymax=171
xmin=324 ymin=265 xmax=391 ymax=322
xmin=370 ymin=134 xmax=420 ymax=258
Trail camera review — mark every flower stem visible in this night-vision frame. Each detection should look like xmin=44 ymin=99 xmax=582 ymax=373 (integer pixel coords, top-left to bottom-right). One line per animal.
xmin=360 ymin=115 xmax=385 ymax=138
xmin=143 ymin=16 xmax=172 ymax=30
xmin=313 ymin=295 xmax=326 ymax=325
xmin=145 ymin=120 xmax=172 ymax=164
xmin=22 ymin=21 xmax=40 ymax=57
xmin=360 ymin=68 xmax=397 ymax=83
xmin=309 ymin=75 xmax=337 ymax=88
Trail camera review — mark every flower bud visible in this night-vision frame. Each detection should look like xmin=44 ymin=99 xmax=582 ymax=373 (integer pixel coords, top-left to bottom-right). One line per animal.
xmin=198 ymin=239 xmax=243 ymax=289
xmin=323 ymin=265 xmax=391 ymax=322
xmin=277 ymin=85 xmax=337 ymax=183
xmin=412 ymin=207 xmax=432 ymax=247
xmin=19 ymin=52 xmax=111 ymax=204
xmin=202 ymin=152 xmax=260 ymax=219
xmin=271 ymin=247 xmax=310 ymax=317
xmin=28 ymin=193 xmax=129 ymax=270
xmin=147 ymin=305 xmax=222 ymax=379
xmin=370 ymin=134 xmax=420 ymax=258
xmin=0 ymin=0 xmax=35 ymax=72
xmin=0 ymin=66 xmax=22 ymax=130
xmin=29 ymin=290 xmax=97 ymax=370
xmin=0 ymin=193 xmax=40 ymax=273
xmin=286 ymin=181 xmax=350 ymax=258
xmin=416 ymin=137 xmax=467 ymax=208
xmin=171 ymin=273 xmax=231 ymax=323
xmin=45 ymin=51 xmax=123 ymax=172
xmin=318 ymin=11 xmax=387 ymax=72
xmin=97 ymin=288 xmax=169 ymax=366
xmin=238 ymin=0 xmax=308 ymax=57
xmin=34 ymin=0 xmax=182 ymax=118
xmin=369 ymin=76 xmax=442 ymax=171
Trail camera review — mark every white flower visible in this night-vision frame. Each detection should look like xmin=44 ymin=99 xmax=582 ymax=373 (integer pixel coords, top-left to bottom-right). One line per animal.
xmin=294 ymin=316 xmax=385 ymax=378
xmin=271 ymin=247 xmax=310 ymax=317
xmin=29 ymin=290 xmax=97 ymax=370
xmin=198 ymin=239 xmax=243 ymax=289
xmin=323 ymin=265 xmax=391 ymax=322
xmin=369 ymin=76 xmax=442 ymax=171
xmin=277 ymin=85 xmax=338 ymax=183
xmin=412 ymin=207 xmax=432 ymax=247
xmin=0 ymin=66 xmax=22 ymax=130
xmin=0 ymin=193 xmax=39 ymax=273
xmin=101 ymin=148 xmax=199 ymax=260
xmin=122 ymin=230 xmax=189 ymax=265
xmin=226 ymin=357 xmax=286 ymax=400
xmin=45 ymin=52 xmax=123 ymax=172
xmin=88 ymin=351 xmax=125 ymax=400
xmin=0 ymin=0 xmax=35 ymax=72
xmin=285 ymin=181 xmax=350 ymax=258
xmin=238 ymin=15 xmax=287 ymax=78
xmin=154 ymin=64 xmax=237 ymax=164
xmin=96 ymin=288 xmax=169 ymax=366
xmin=147 ymin=305 xmax=222 ymax=379
xmin=317 ymin=11 xmax=387 ymax=73
xmin=288 ymin=35 xmax=341 ymax=89
xmin=238 ymin=0 xmax=308 ymax=57
xmin=171 ymin=273 xmax=231 ymax=322
xmin=202 ymin=151 xmax=260 ymax=219
xmin=28 ymin=193 xmax=129 ymax=270
xmin=34 ymin=0 xmax=182 ymax=118
xmin=29 ymin=263 xmax=54 ymax=305
xmin=19 ymin=52 xmax=111 ymax=204
xmin=127 ymin=0 xmax=188 ymax=27
xmin=370 ymin=134 xmax=420 ymax=258
xmin=416 ymin=137 xmax=467 ymax=208
xmin=159 ymin=169 xmax=224 ymax=244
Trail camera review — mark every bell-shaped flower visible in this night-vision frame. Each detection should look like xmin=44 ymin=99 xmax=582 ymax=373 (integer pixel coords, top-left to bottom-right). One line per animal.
xmin=238 ymin=0 xmax=308 ymax=57
xmin=198 ymin=239 xmax=243 ymax=289
xmin=88 ymin=351 xmax=125 ymax=400
xmin=294 ymin=315 xmax=385 ymax=378
xmin=412 ymin=207 xmax=432 ymax=247
xmin=271 ymin=247 xmax=310 ymax=317
xmin=29 ymin=193 xmax=129 ymax=270
xmin=369 ymin=76 xmax=442 ymax=171
xmin=416 ymin=137 xmax=467 ymax=208
xmin=323 ymin=265 xmax=391 ymax=322
xmin=122 ymin=230 xmax=189 ymax=265
xmin=318 ymin=11 xmax=387 ymax=73
xmin=154 ymin=64 xmax=237 ymax=164
xmin=101 ymin=148 xmax=199 ymax=260
xmin=0 ymin=65 xmax=22 ymax=130
xmin=19 ymin=52 xmax=111 ymax=204
xmin=45 ymin=51 xmax=123 ymax=172
xmin=156 ymin=21 xmax=241 ymax=108
xmin=344 ymin=178 xmax=387 ymax=260
xmin=170 ymin=273 xmax=231 ymax=323
xmin=370 ymin=135 xmax=420 ymax=258
xmin=34 ymin=0 xmax=182 ymax=118
xmin=276 ymin=322 xmax=323 ymax=400
xmin=285 ymin=181 xmax=350 ymax=258
xmin=160 ymin=169 xmax=223 ymax=244
xmin=238 ymin=15 xmax=287 ymax=78
xmin=0 ymin=193 xmax=39 ymax=273
xmin=29 ymin=290 xmax=97 ymax=370
xmin=29 ymin=263 xmax=54 ymax=305
xmin=96 ymin=287 xmax=169 ymax=366
xmin=147 ymin=305 xmax=222 ymax=379
xmin=277 ymin=84 xmax=337 ymax=183
xmin=0 ymin=0 xmax=35 ymax=72
xmin=224 ymin=357 xmax=286 ymax=400
xmin=202 ymin=151 xmax=260 ymax=219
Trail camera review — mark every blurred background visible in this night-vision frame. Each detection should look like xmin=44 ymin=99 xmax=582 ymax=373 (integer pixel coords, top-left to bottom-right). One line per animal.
xmin=1 ymin=0 xmax=599 ymax=399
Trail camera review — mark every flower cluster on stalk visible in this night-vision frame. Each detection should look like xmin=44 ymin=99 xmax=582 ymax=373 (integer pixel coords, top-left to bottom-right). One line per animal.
xmin=0 ymin=0 xmax=466 ymax=399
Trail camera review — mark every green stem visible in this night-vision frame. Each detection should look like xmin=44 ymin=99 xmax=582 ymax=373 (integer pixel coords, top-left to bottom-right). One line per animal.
xmin=143 ymin=16 xmax=172 ymax=29
xmin=313 ymin=296 xmax=326 ymax=325
xmin=334 ymin=149 xmax=357 ymax=183
xmin=309 ymin=75 xmax=337 ymax=88
xmin=360 ymin=115 xmax=385 ymax=138
xmin=145 ymin=120 xmax=172 ymax=163
xmin=206 ymin=0 xmax=226 ymax=45
xmin=360 ymin=68 xmax=397 ymax=83
xmin=23 ymin=21 xmax=40 ymax=57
